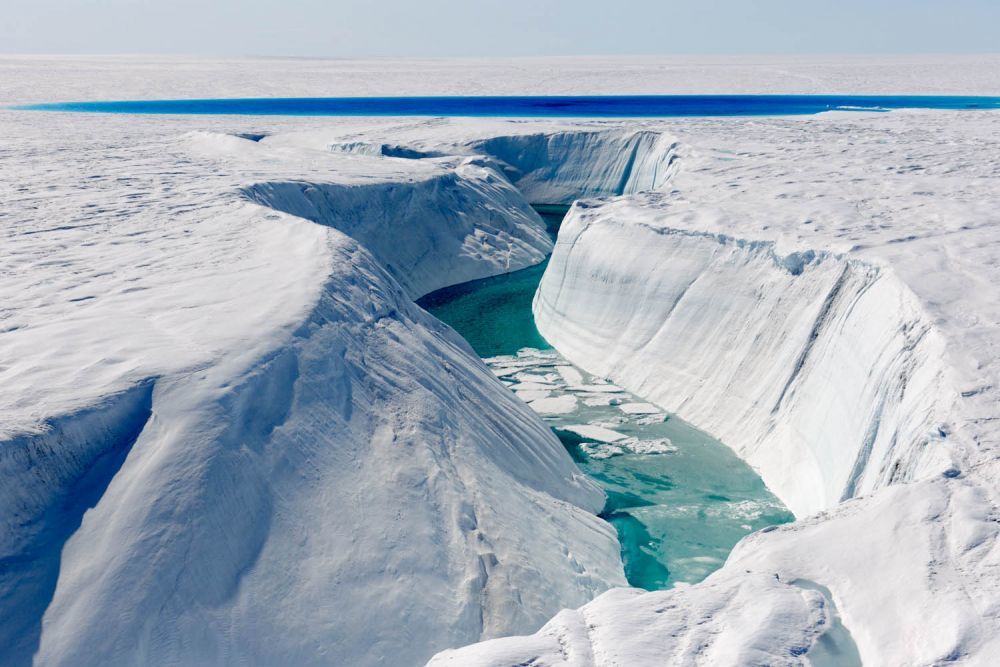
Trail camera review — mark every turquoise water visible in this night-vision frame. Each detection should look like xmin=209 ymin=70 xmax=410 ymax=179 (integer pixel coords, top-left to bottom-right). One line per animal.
xmin=418 ymin=208 xmax=793 ymax=590
xmin=417 ymin=206 xmax=564 ymax=358
xmin=18 ymin=95 xmax=1000 ymax=117
xmin=418 ymin=262 xmax=551 ymax=358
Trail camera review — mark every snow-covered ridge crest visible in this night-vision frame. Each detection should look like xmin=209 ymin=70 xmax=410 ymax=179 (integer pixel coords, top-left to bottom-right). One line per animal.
xmin=264 ymin=124 xmax=681 ymax=205
xmin=241 ymin=158 xmax=551 ymax=298
xmin=34 ymin=232 xmax=624 ymax=666
xmin=535 ymin=200 xmax=957 ymax=516
xmin=2 ymin=123 xmax=636 ymax=666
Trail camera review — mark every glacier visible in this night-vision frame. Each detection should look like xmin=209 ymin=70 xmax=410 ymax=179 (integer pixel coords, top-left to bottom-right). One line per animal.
xmin=4 ymin=56 xmax=1000 ymax=666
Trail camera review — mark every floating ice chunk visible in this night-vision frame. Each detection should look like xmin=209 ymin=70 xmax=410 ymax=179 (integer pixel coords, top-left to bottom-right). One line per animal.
xmin=556 ymin=365 xmax=584 ymax=385
xmin=590 ymin=417 xmax=627 ymax=427
xmin=567 ymin=384 xmax=625 ymax=393
xmin=619 ymin=402 xmax=661 ymax=415
xmin=517 ymin=347 xmax=558 ymax=359
xmin=583 ymin=396 xmax=615 ymax=407
xmin=485 ymin=355 xmax=517 ymax=365
xmin=486 ymin=353 xmax=557 ymax=375
xmin=529 ymin=395 xmax=578 ymax=415
xmin=580 ymin=443 xmax=627 ymax=459
xmin=582 ymin=394 xmax=623 ymax=405
xmin=635 ymin=413 xmax=668 ymax=425
xmin=510 ymin=381 xmax=552 ymax=392
xmin=515 ymin=389 xmax=551 ymax=402
xmin=514 ymin=373 xmax=554 ymax=384
xmin=625 ymin=437 xmax=677 ymax=455
xmin=562 ymin=424 xmax=628 ymax=443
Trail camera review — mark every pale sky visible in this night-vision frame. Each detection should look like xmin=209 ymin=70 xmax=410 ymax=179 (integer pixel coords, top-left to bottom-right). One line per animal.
xmin=3 ymin=0 xmax=999 ymax=57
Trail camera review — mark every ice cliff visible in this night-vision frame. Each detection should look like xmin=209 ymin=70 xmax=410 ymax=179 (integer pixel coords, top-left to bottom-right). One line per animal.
xmin=5 ymin=93 xmax=1000 ymax=667
xmin=465 ymin=129 xmax=679 ymax=205
xmin=533 ymin=199 xmax=953 ymax=516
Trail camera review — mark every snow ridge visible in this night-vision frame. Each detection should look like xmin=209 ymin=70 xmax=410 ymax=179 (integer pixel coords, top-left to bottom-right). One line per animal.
xmin=241 ymin=158 xmax=551 ymax=298
xmin=34 ymin=235 xmax=624 ymax=666
xmin=468 ymin=130 xmax=679 ymax=205
xmin=2 ymin=123 xmax=649 ymax=667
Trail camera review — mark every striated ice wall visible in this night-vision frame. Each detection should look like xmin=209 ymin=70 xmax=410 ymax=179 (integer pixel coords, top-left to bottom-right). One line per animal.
xmin=534 ymin=201 xmax=955 ymax=516
xmin=468 ymin=130 xmax=679 ymax=205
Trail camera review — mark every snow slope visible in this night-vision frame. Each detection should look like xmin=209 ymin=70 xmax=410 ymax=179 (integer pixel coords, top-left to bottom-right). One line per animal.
xmin=429 ymin=575 xmax=836 ymax=667
xmin=1 ymin=112 xmax=630 ymax=666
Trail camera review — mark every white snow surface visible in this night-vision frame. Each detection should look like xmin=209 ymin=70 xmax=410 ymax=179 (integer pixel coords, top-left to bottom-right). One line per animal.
xmin=4 ymin=54 xmax=1000 ymax=105
xmin=5 ymin=56 xmax=1000 ymax=667
xmin=428 ymin=575 xmax=832 ymax=667
xmin=1 ymin=109 xmax=649 ymax=666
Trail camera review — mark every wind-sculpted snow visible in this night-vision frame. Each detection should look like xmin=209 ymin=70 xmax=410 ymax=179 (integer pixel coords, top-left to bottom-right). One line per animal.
xmin=242 ymin=159 xmax=551 ymax=298
xmin=0 ymin=113 xmax=632 ymax=666
xmin=428 ymin=574 xmax=833 ymax=667
xmin=34 ymin=235 xmax=623 ymax=666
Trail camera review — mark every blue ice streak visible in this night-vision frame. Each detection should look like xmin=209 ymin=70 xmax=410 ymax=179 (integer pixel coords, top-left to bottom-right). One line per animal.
xmin=17 ymin=95 xmax=1000 ymax=117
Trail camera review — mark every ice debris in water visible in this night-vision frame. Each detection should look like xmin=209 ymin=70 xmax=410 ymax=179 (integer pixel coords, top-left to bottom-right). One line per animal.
xmin=485 ymin=347 xmax=678 ymax=457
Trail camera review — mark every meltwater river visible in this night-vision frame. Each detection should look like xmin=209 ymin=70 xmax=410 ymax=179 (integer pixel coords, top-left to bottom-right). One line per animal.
xmin=419 ymin=208 xmax=793 ymax=590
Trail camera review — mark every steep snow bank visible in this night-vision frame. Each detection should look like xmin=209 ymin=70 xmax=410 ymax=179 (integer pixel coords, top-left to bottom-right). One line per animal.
xmin=36 ymin=232 xmax=623 ymax=667
xmin=1 ymin=119 xmax=625 ymax=667
xmin=534 ymin=201 xmax=954 ymax=516
xmin=242 ymin=158 xmax=551 ymax=298
xmin=0 ymin=382 xmax=153 ymax=664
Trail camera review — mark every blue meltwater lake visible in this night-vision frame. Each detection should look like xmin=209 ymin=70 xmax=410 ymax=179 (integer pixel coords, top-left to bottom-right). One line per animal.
xmin=418 ymin=207 xmax=793 ymax=590
xmin=17 ymin=95 xmax=1000 ymax=117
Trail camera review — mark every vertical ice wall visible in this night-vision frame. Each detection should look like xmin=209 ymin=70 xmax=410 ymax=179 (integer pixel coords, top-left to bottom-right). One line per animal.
xmin=469 ymin=130 xmax=679 ymax=205
xmin=534 ymin=204 xmax=955 ymax=516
